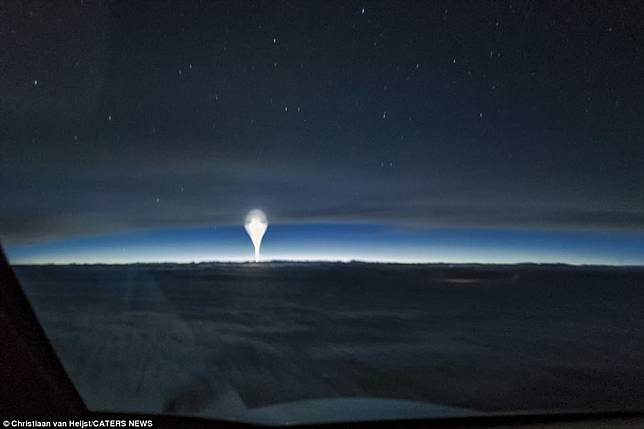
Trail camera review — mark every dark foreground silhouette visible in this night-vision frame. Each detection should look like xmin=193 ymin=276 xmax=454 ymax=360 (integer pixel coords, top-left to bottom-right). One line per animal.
xmin=13 ymin=262 xmax=644 ymax=418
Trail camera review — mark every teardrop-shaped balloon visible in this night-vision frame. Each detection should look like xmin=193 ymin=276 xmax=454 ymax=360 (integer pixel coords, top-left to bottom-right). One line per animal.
xmin=244 ymin=209 xmax=268 ymax=262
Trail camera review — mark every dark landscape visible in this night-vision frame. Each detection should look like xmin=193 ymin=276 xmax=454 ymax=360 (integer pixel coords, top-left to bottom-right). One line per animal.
xmin=13 ymin=263 xmax=644 ymax=419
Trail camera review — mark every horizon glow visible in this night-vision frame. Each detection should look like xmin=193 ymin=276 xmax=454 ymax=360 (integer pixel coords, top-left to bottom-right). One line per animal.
xmin=4 ymin=224 xmax=644 ymax=266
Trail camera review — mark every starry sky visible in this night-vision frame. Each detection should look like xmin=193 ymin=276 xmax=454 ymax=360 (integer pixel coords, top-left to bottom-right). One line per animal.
xmin=1 ymin=1 xmax=643 ymax=264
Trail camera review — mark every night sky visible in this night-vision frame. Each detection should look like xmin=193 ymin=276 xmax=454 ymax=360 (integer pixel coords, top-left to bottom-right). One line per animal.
xmin=1 ymin=1 xmax=643 ymax=264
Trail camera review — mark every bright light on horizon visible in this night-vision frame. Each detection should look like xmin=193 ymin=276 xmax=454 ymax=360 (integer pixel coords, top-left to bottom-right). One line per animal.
xmin=4 ymin=224 xmax=643 ymax=266
xmin=9 ymin=251 xmax=642 ymax=267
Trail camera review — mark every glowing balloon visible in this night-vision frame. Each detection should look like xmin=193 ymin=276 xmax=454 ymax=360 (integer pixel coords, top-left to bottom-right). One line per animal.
xmin=244 ymin=209 xmax=268 ymax=262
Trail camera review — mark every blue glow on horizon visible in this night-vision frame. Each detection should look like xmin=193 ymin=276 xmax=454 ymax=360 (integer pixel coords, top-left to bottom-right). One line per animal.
xmin=4 ymin=224 xmax=644 ymax=265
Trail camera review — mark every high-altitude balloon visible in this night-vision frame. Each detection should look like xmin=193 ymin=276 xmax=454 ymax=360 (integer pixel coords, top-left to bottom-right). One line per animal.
xmin=244 ymin=209 xmax=268 ymax=262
